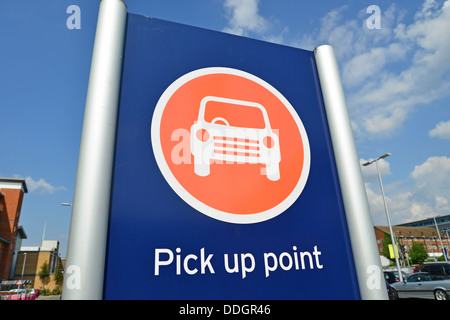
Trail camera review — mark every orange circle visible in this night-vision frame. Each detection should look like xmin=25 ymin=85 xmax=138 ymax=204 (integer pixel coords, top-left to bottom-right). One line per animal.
xmin=157 ymin=72 xmax=305 ymax=215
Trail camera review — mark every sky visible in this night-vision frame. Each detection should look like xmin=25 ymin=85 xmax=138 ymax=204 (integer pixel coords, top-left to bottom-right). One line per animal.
xmin=1 ymin=0 xmax=449 ymax=258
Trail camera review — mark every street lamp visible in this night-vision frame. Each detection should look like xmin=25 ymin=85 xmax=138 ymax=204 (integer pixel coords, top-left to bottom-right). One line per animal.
xmin=363 ymin=153 xmax=403 ymax=281
xmin=20 ymin=252 xmax=27 ymax=289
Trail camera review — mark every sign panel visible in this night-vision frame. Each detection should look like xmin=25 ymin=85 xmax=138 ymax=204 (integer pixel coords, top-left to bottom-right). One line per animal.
xmin=104 ymin=13 xmax=360 ymax=299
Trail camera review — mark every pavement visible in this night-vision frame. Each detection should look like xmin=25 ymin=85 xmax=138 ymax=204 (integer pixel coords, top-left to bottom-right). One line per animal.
xmin=36 ymin=294 xmax=61 ymax=300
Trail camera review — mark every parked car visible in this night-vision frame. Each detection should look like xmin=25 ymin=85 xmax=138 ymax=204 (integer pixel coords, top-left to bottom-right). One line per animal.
xmin=384 ymin=271 xmax=397 ymax=284
xmin=25 ymin=288 xmax=37 ymax=295
xmin=384 ymin=270 xmax=408 ymax=284
xmin=385 ymin=280 xmax=395 ymax=300
xmin=8 ymin=289 xmax=26 ymax=294
xmin=413 ymin=261 xmax=450 ymax=280
xmin=390 ymin=272 xmax=450 ymax=300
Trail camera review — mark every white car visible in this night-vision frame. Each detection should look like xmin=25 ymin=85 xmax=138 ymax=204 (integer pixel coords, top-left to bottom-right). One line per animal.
xmin=190 ymin=96 xmax=281 ymax=181
xmin=8 ymin=289 xmax=27 ymax=295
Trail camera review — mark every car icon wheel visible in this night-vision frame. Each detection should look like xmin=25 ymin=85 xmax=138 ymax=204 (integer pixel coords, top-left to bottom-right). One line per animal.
xmin=266 ymin=162 xmax=280 ymax=181
xmin=194 ymin=161 xmax=210 ymax=176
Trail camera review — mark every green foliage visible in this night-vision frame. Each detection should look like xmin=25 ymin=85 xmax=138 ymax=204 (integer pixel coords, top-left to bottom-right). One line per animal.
xmin=41 ymin=288 xmax=50 ymax=296
xmin=38 ymin=261 xmax=51 ymax=289
xmin=52 ymin=287 xmax=62 ymax=295
xmin=382 ymin=233 xmax=392 ymax=259
xmin=437 ymin=254 xmax=447 ymax=261
xmin=409 ymin=241 xmax=428 ymax=264
xmin=38 ymin=261 xmax=50 ymax=280
xmin=53 ymin=262 xmax=64 ymax=285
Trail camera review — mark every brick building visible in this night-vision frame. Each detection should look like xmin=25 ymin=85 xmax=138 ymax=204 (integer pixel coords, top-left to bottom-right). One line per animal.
xmin=374 ymin=225 xmax=450 ymax=261
xmin=0 ymin=178 xmax=28 ymax=281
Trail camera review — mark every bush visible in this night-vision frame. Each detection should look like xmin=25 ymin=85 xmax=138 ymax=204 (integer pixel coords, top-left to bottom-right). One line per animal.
xmin=437 ymin=254 xmax=447 ymax=261
xmin=41 ymin=289 xmax=51 ymax=296
xmin=52 ymin=287 xmax=62 ymax=295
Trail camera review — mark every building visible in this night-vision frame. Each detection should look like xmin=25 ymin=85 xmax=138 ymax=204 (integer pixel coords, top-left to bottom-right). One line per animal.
xmin=374 ymin=225 xmax=450 ymax=263
xmin=397 ymin=214 xmax=450 ymax=232
xmin=0 ymin=177 xmax=28 ymax=281
xmin=14 ymin=240 xmax=64 ymax=292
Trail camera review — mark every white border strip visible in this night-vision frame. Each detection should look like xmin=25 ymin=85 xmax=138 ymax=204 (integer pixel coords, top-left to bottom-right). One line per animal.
xmin=314 ymin=45 xmax=388 ymax=300
xmin=62 ymin=0 xmax=127 ymax=300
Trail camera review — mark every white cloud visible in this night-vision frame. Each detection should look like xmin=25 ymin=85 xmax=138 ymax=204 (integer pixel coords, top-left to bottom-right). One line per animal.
xmin=342 ymin=43 xmax=408 ymax=88
xmin=435 ymin=196 xmax=450 ymax=211
xmin=14 ymin=175 xmax=66 ymax=194
xmin=405 ymin=155 xmax=450 ymax=220
xmin=222 ymin=0 xmax=269 ymax=36
xmin=364 ymin=181 xmax=414 ymax=225
xmin=360 ymin=157 xmax=391 ymax=182
xmin=411 ymin=156 xmax=450 ymax=193
xmin=415 ymin=0 xmax=441 ymax=19
xmin=364 ymin=156 xmax=450 ymax=224
xmin=429 ymin=120 xmax=450 ymax=139
xmin=298 ymin=1 xmax=450 ymax=138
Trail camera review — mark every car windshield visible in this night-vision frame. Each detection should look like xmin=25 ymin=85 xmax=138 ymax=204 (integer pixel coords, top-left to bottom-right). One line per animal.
xmin=204 ymin=100 xmax=266 ymax=129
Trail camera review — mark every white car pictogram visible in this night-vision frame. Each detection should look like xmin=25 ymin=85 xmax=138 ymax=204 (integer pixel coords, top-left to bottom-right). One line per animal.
xmin=190 ymin=96 xmax=281 ymax=181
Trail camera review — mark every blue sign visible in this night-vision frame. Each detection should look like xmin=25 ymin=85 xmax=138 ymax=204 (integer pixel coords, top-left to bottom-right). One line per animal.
xmin=104 ymin=13 xmax=360 ymax=299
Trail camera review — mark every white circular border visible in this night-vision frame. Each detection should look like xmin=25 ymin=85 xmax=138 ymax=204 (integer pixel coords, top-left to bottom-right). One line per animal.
xmin=151 ymin=67 xmax=310 ymax=224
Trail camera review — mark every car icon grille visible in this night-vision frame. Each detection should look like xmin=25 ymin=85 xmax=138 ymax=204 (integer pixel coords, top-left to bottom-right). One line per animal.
xmin=213 ymin=136 xmax=260 ymax=160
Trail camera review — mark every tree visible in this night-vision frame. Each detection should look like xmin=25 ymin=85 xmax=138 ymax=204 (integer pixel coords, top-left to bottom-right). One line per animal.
xmin=38 ymin=261 xmax=50 ymax=290
xmin=409 ymin=241 xmax=428 ymax=264
xmin=381 ymin=233 xmax=392 ymax=259
xmin=53 ymin=262 xmax=64 ymax=287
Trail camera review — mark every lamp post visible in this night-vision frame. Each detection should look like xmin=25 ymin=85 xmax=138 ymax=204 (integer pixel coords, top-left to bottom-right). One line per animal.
xmin=363 ymin=153 xmax=403 ymax=282
xmin=20 ymin=252 xmax=27 ymax=289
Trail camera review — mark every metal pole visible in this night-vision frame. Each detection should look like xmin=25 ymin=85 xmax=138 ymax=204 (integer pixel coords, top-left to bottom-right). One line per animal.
xmin=20 ymin=253 xmax=27 ymax=288
xmin=375 ymin=159 xmax=403 ymax=282
xmin=446 ymin=231 xmax=450 ymax=259
xmin=314 ymin=45 xmax=388 ymax=300
xmin=400 ymin=236 xmax=411 ymax=268
xmin=62 ymin=0 xmax=127 ymax=300
xmin=434 ymin=217 xmax=448 ymax=261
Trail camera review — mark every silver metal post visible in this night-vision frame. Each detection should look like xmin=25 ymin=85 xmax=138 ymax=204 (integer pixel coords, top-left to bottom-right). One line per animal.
xmin=314 ymin=45 xmax=388 ymax=300
xmin=62 ymin=0 xmax=127 ymax=300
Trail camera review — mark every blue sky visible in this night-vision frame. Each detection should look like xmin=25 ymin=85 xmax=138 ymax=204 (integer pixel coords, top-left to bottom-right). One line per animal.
xmin=1 ymin=0 xmax=449 ymax=257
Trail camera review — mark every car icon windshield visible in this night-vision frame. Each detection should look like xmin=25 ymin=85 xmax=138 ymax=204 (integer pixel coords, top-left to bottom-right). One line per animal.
xmin=203 ymin=98 xmax=267 ymax=129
